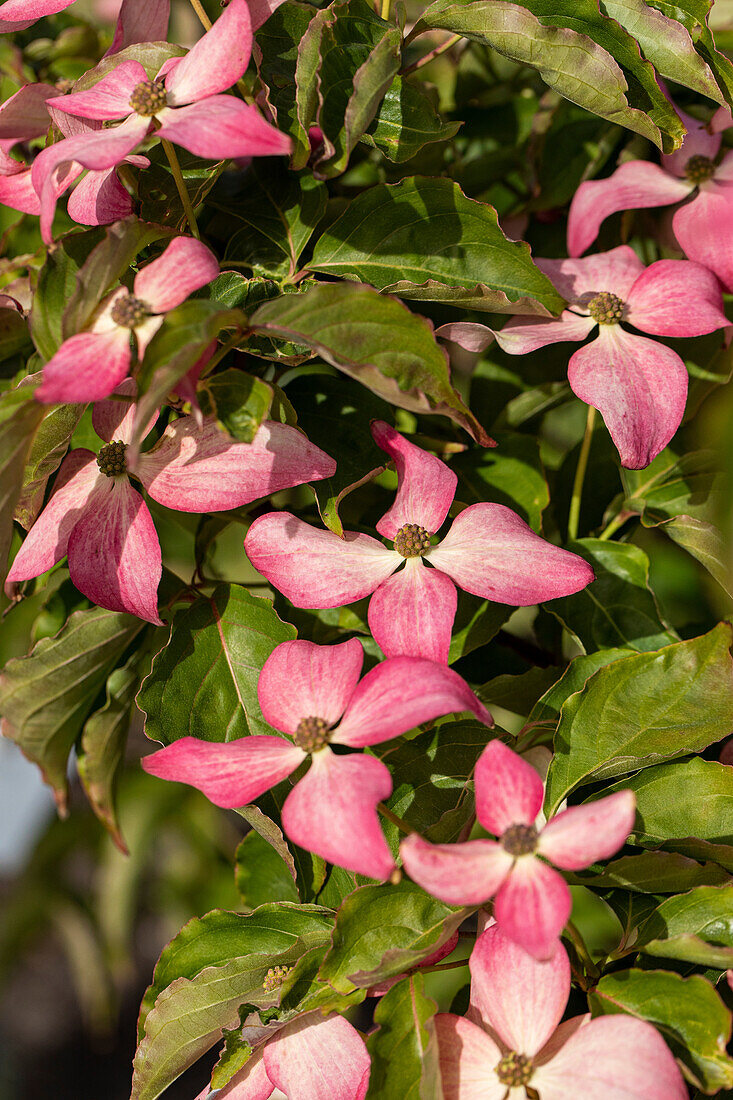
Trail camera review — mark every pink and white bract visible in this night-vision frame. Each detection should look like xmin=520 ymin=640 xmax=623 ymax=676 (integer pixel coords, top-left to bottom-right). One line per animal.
xmin=400 ymin=740 xmax=636 ymax=959
xmin=494 ymin=247 xmax=728 ymax=469
xmin=245 ymin=421 xmax=594 ymax=664
xmin=31 ymin=0 xmax=291 ymax=239
xmin=6 ymin=382 xmax=336 ymax=623
xmin=435 ymin=922 xmax=687 ymax=1099
xmin=36 ymin=235 xmax=219 ymax=404
xmin=142 ymin=637 xmax=492 ymax=879
xmin=197 ymin=1010 xmax=371 ymax=1100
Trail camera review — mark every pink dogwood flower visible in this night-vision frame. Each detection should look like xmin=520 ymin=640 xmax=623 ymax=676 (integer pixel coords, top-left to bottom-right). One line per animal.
xmin=400 ymin=740 xmax=636 ymax=959
xmin=35 ymin=235 xmax=218 ymax=404
xmin=435 ymin=922 xmax=687 ymax=1099
xmin=567 ymin=103 xmax=733 ymax=289
xmin=6 ymin=382 xmax=336 ymax=623
xmin=32 ymin=0 xmax=291 ymax=238
xmin=195 ymin=1010 xmax=371 ymax=1100
xmin=0 ymin=83 xmax=65 ymax=215
xmin=245 ymin=421 xmax=594 ymax=665
xmin=0 ymin=0 xmax=75 ymax=32
xmin=493 ymin=247 xmax=728 ymax=469
xmin=142 ymin=637 xmax=492 ymax=879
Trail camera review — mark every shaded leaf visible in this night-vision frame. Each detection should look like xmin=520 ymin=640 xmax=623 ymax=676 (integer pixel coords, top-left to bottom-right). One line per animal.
xmin=30 ymin=228 xmax=105 ymax=360
xmin=199 ymin=369 xmax=273 ymax=445
xmin=364 ymin=74 xmax=461 ymax=162
xmin=366 ymin=974 xmax=442 ymax=1100
xmin=0 ymin=382 xmax=46 ymax=582
xmin=638 ymin=885 xmax=733 ymax=968
xmin=14 ymin=400 xmax=84 ymax=530
xmin=581 ymin=850 xmax=729 ymax=894
xmin=235 ymin=829 xmax=299 ymax=909
xmin=452 ymin=431 xmax=549 ymax=530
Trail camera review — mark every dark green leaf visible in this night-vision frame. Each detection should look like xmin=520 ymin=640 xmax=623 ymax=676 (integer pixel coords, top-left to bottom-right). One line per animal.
xmin=250 ymin=282 xmax=494 ymax=445
xmin=30 ymin=228 xmax=105 ymax=360
xmin=366 ymin=975 xmax=442 ymax=1100
xmin=528 ymin=648 xmax=634 ymax=725
xmin=545 ymin=624 xmax=733 ymax=814
xmin=582 ymin=850 xmax=729 ymax=893
xmin=199 ymin=368 xmax=273 ymax=444
xmin=0 ymin=605 xmax=144 ymax=812
xmin=235 ymin=829 xmax=299 ymax=909
xmin=0 ymin=381 xmax=46 ymax=582
xmin=254 ymin=0 xmax=320 ymax=166
xmin=452 ymin=431 xmax=549 ymax=530
xmin=447 ymin=592 xmax=512 ymax=664
xmin=309 ymin=177 xmax=564 ymax=315
xmin=548 ymin=538 xmax=677 ymax=653
xmin=14 ymin=400 xmax=84 ymax=529
xmin=137 ymin=584 xmax=296 ymax=744
xmin=591 ymin=969 xmax=733 ymax=1091
xmin=0 ymin=303 xmax=31 ymax=363
xmin=364 ymin=74 xmax=461 ymax=162
xmin=637 ymin=885 xmax=733 ymax=968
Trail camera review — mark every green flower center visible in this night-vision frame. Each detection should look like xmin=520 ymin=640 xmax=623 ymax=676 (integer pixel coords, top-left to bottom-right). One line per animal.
xmin=96 ymin=440 xmax=127 ymax=478
xmin=129 ymin=79 xmax=167 ymax=116
xmin=501 ymin=822 xmax=539 ymax=856
xmin=394 ymin=523 xmax=431 ymax=558
xmin=685 ymin=154 xmax=715 ymax=185
xmin=111 ymin=293 xmax=150 ymax=329
xmin=294 ymin=716 xmax=331 ymax=753
xmin=587 ymin=290 xmax=625 ymax=325
xmin=262 ymin=965 xmax=291 ymax=992
xmin=496 ymin=1051 xmax=534 ymax=1088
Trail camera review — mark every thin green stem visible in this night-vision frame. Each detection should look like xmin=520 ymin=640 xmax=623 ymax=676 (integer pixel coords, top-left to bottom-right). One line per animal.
xmin=598 ymin=510 xmax=632 ymax=542
xmin=401 ymin=32 xmax=462 ymax=75
xmin=421 ymin=958 xmax=469 ymax=974
xmin=162 ymin=139 xmax=200 ymax=239
xmin=567 ymin=404 xmax=596 ymax=541
xmin=188 ymin=0 xmax=211 ymax=30
xmin=378 ymin=803 xmax=417 ymax=835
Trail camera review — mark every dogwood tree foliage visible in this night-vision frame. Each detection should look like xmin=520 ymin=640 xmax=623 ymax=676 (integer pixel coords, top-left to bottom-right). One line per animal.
xmin=1 ymin=0 xmax=733 ymax=1095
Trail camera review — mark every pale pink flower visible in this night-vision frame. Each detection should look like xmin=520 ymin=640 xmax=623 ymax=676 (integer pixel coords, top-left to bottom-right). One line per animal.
xmin=142 ymin=637 xmax=492 ymax=879
xmin=6 ymin=382 xmax=336 ymax=623
xmin=31 ymin=0 xmax=291 ymax=240
xmin=0 ymin=83 xmax=64 ymax=215
xmin=0 ymin=0 xmax=74 ymax=32
xmin=35 ymin=235 xmax=219 ymax=404
xmin=494 ymin=246 xmax=728 ymax=468
xmin=567 ymin=103 xmax=733 ymax=290
xmin=245 ymin=421 xmax=594 ymax=665
xmin=400 ymin=740 xmax=636 ymax=959
xmin=435 ymin=922 xmax=687 ymax=1099
xmin=195 ymin=1010 xmax=371 ymax=1100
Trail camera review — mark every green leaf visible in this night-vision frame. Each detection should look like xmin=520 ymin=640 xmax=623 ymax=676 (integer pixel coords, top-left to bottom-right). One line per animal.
xmin=0 ymin=302 xmax=31 ymax=364
xmin=62 ymin=216 xmax=173 ymax=338
xmin=137 ymin=584 xmax=296 ymax=744
xmin=250 ymin=282 xmax=494 ymax=445
xmin=0 ymin=605 xmax=145 ymax=812
xmin=545 ymin=624 xmax=733 ymax=814
xmin=198 ymin=368 xmax=273 ymax=444
xmin=30 ymin=227 xmax=105 ymax=360
xmin=621 ymin=449 xmax=722 ymax=524
xmin=452 ymin=431 xmax=549 ymax=530
xmin=72 ymin=41 xmax=185 ymax=86
xmin=14 ymin=400 xmax=84 ymax=529
xmin=447 ymin=592 xmax=513 ymax=664
xmin=590 ymin=969 xmax=733 ymax=1092
xmin=601 ymin=0 xmax=723 ymax=101
xmin=378 ymin=721 xmax=495 ymax=847
xmin=254 ymin=0 xmax=321 ymax=166
xmin=213 ymin=162 xmax=327 ymax=279
xmin=608 ymin=757 xmax=733 ymax=872
xmin=653 ymin=514 xmax=732 ymax=599
xmin=548 ymin=538 xmax=678 ymax=653
xmin=582 ymin=850 xmax=729 ymax=893
xmin=235 ymin=830 xmax=299 ymax=909
xmin=0 ymin=382 xmax=46 ymax=583
xmin=416 ymin=0 xmax=684 ymax=150
xmin=366 ymin=974 xmax=442 ymax=1100
xmin=311 ymin=0 xmax=402 ymax=177
xmin=363 ymin=74 xmax=461 ymax=162
xmin=133 ymin=905 xmax=334 ymax=1100
xmin=319 ymin=882 xmax=466 ymax=993
xmin=283 ymin=373 xmax=390 ymax=536
xmin=131 ymin=300 xmax=246 ymax=449
xmin=528 ymin=647 xmax=635 ymax=725
xmin=77 ymin=656 xmax=139 ymax=852
xmin=637 ymin=885 xmax=733 ymax=968
xmin=309 ymin=177 xmax=565 ymax=316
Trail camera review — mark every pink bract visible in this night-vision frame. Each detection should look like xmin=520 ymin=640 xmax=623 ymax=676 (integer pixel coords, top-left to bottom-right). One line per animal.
xmin=435 ymin=922 xmax=687 ymax=1099
xmin=198 ymin=1010 xmax=371 ymax=1100
xmin=6 ymin=381 xmax=336 ymax=623
xmin=36 ymin=235 xmax=219 ymax=404
xmin=244 ymin=421 xmax=594 ymax=664
xmin=32 ymin=0 xmax=291 ymax=238
xmin=141 ymin=637 xmax=492 ymax=879
xmin=400 ymin=740 xmax=636 ymax=959
xmin=493 ymin=247 xmax=727 ymax=468
xmin=567 ymin=104 xmax=733 ymax=291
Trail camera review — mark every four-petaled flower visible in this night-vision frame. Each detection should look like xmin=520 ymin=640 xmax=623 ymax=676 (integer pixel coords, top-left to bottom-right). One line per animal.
xmin=400 ymin=740 xmax=636 ymax=959
xmin=6 ymin=381 xmax=336 ymax=623
xmin=567 ymin=102 xmax=733 ymax=290
xmin=141 ymin=637 xmax=492 ymax=879
xmin=31 ymin=0 xmax=291 ymax=241
xmin=434 ymin=921 xmax=687 ymax=1099
xmin=493 ymin=247 xmax=728 ymax=468
xmin=195 ymin=1009 xmax=371 ymax=1100
xmin=244 ymin=421 xmax=594 ymax=665
xmin=36 ymin=235 xmax=219 ymax=404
